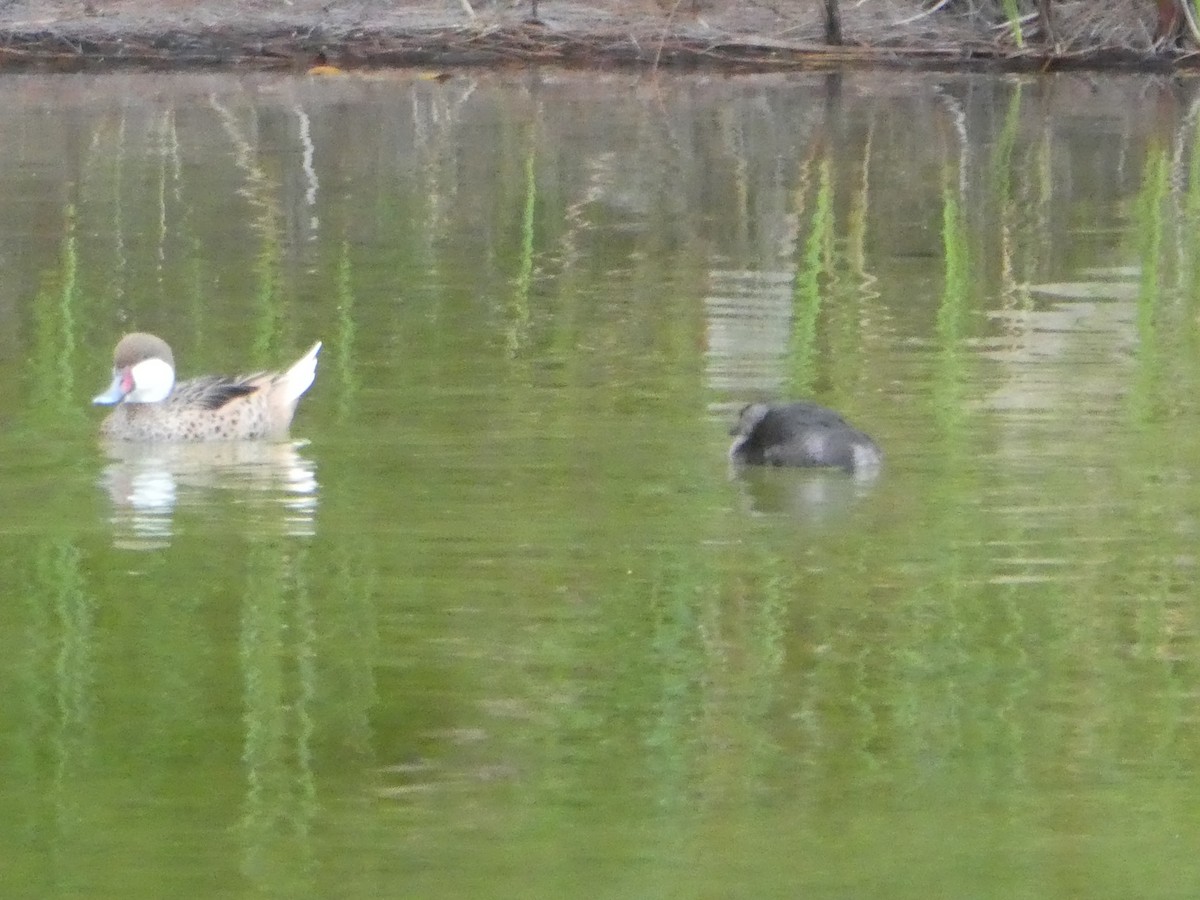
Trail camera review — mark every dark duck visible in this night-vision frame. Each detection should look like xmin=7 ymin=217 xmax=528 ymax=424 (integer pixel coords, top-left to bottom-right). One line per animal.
xmin=728 ymin=401 xmax=882 ymax=474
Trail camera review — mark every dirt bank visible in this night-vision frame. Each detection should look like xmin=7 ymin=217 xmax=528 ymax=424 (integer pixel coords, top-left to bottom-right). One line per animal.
xmin=0 ymin=0 xmax=1189 ymax=73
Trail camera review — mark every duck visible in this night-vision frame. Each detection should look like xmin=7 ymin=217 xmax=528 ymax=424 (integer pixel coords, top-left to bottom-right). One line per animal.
xmin=93 ymin=332 xmax=322 ymax=442
xmin=728 ymin=401 xmax=882 ymax=474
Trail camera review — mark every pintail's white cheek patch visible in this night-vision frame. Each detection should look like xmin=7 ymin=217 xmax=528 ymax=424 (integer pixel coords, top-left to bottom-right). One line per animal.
xmin=124 ymin=357 xmax=175 ymax=403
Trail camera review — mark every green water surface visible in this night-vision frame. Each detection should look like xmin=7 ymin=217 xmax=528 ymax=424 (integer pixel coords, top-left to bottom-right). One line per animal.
xmin=1 ymin=70 xmax=1200 ymax=899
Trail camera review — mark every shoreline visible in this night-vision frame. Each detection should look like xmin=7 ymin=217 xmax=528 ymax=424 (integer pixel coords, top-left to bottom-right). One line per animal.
xmin=1 ymin=2 xmax=1197 ymax=74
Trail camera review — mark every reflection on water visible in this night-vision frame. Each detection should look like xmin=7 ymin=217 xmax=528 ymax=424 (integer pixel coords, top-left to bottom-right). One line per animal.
xmin=4 ymin=70 xmax=1200 ymax=899
xmin=729 ymin=464 xmax=879 ymax=520
xmin=99 ymin=440 xmax=318 ymax=549
xmin=705 ymin=269 xmax=795 ymax=395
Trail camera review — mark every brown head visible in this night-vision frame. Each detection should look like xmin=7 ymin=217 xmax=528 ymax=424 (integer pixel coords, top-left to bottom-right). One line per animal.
xmin=112 ymin=332 xmax=174 ymax=372
xmin=94 ymin=332 xmax=177 ymax=405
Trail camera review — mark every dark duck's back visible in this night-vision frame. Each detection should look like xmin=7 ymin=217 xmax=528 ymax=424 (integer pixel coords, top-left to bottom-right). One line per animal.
xmin=729 ymin=401 xmax=882 ymax=473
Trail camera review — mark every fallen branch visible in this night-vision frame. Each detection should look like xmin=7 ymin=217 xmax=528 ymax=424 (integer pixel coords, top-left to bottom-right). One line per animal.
xmin=0 ymin=22 xmax=1197 ymax=73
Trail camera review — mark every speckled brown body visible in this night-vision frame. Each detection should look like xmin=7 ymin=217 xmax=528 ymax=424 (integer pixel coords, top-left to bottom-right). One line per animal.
xmin=95 ymin=333 xmax=322 ymax=443
xmin=100 ymin=374 xmax=286 ymax=441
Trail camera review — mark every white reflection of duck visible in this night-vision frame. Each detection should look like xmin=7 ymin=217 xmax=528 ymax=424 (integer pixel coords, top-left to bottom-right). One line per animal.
xmin=100 ymin=440 xmax=319 ymax=550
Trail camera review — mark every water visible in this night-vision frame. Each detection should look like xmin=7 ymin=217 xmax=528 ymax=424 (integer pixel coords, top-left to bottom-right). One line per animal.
xmin=2 ymin=69 xmax=1200 ymax=898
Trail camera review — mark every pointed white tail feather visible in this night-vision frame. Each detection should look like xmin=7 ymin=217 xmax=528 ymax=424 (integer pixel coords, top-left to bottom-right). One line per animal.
xmin=281 ymin=341 xmax=322 ymax=405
